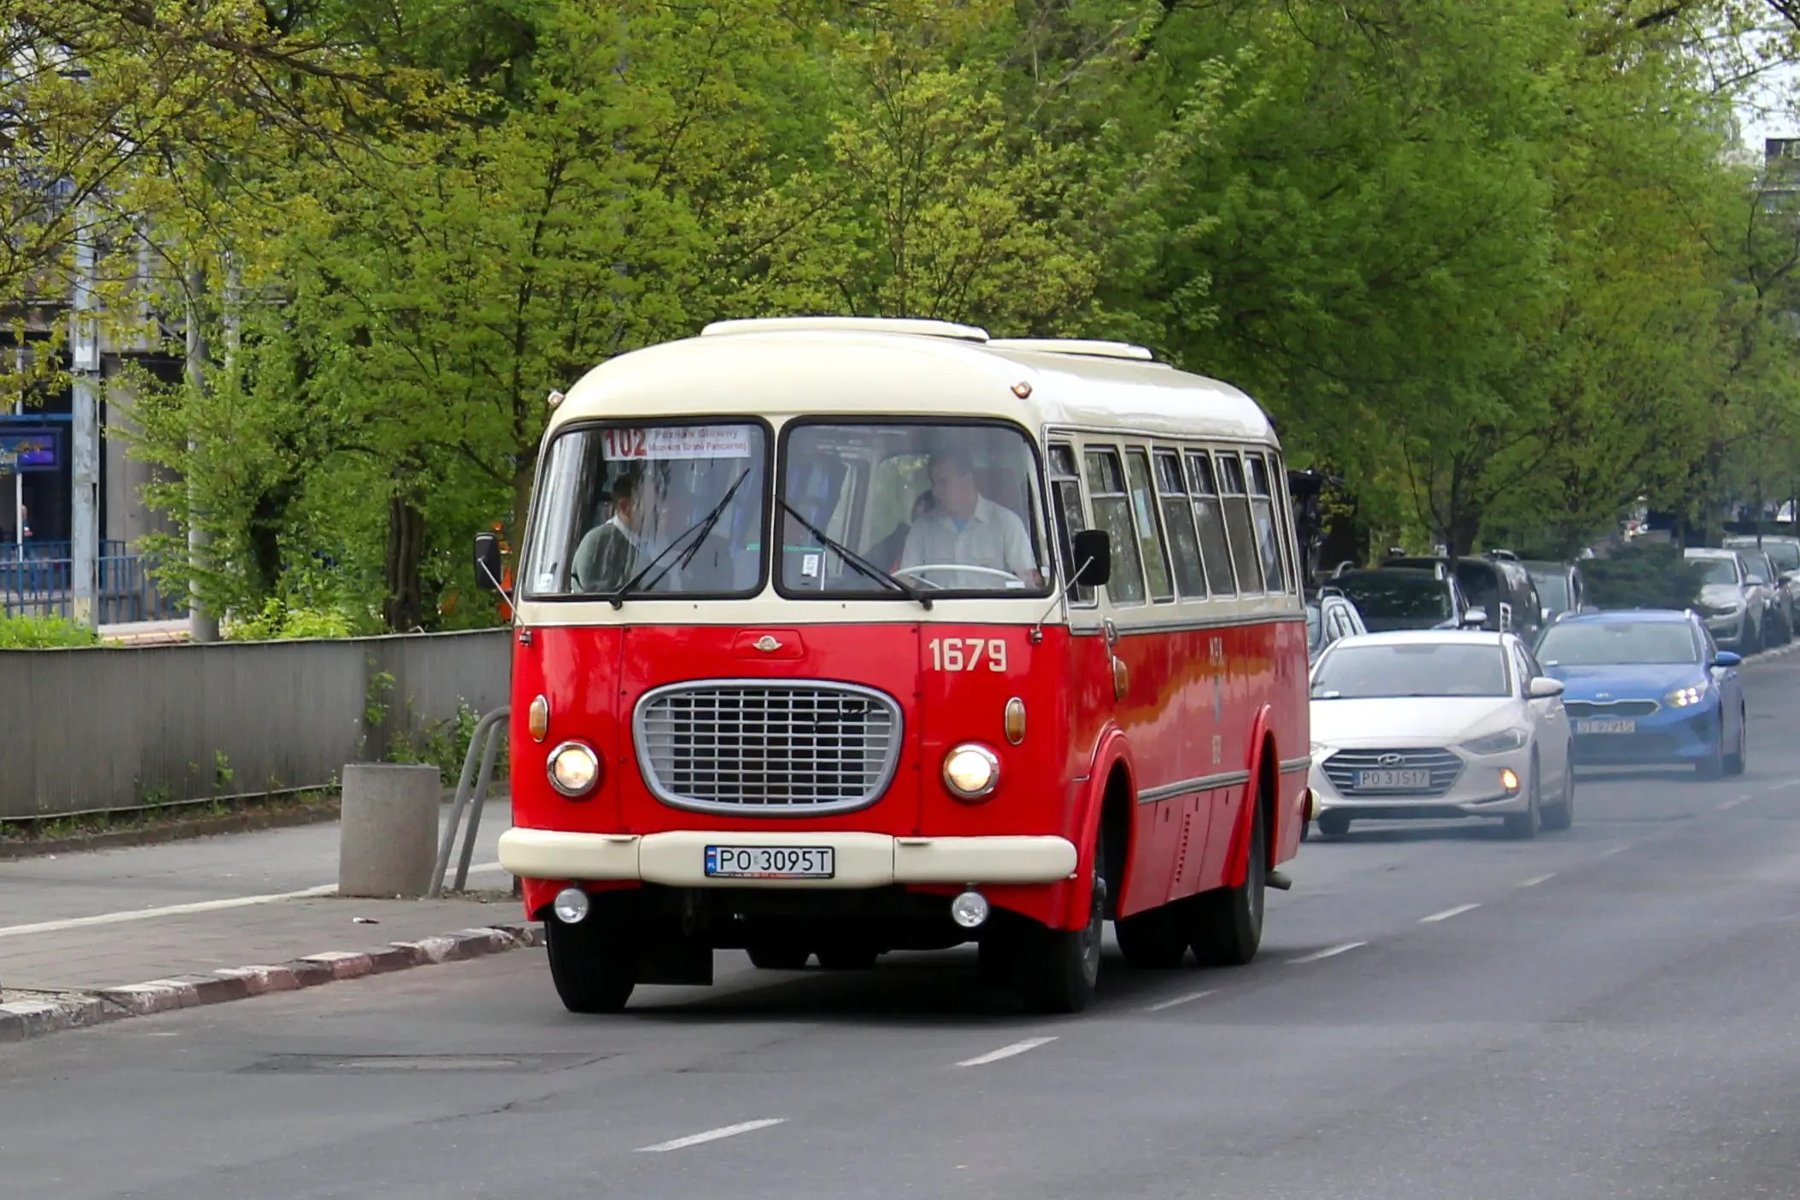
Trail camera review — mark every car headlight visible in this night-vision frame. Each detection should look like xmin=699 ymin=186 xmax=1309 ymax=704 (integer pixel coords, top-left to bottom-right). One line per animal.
xmin=546 ymin=741 xmax=601 ymax=797
xmin=1460 ymin=728 xmax=1529 ymax=755
xmin=942 ymin=744 xmax=1000 ymax=800
xmin=1309 ymin=741 xmax=1331 ymax=758
xmin=1665 ymin=685 xmax=1706 ymax=708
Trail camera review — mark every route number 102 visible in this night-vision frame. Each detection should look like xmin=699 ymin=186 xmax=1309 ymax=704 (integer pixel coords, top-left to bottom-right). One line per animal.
xmin=929 ymin=637 xmax=1009 ymax=672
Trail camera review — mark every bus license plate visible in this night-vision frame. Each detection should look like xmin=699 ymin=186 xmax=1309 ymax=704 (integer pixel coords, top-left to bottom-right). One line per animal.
xmin=705 ymin=845 xmax=836 ymax=880
xmin=1577 ymin=718 xmax=1635 ymax=735
xmin=1357 ymin=768 xmax=1431 ymax=790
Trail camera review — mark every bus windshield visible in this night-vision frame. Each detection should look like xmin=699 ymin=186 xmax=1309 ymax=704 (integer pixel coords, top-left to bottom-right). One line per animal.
xmin=523 ymin=422 xmax=769 ymax=599
xmin=779 ymin=421 xmax=1052 ymax=597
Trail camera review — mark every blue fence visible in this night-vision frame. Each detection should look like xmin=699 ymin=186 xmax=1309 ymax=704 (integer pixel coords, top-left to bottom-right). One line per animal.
xmin=0 ymin=544 xmax=186 ymax=623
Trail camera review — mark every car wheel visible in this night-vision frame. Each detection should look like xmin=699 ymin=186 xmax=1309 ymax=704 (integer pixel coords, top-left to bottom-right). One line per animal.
xmin=1725 ymin=705 xmax=1748 ymax=776
xmin=1503 ymin=755 xmax=1541 ymax=840
xmin=1316 ymin=811 xmax=1351 ymax=839
xmin=1696 ymin=719 xmax=1726 ymax=779
xmin=1541 ymin=749 xmax=1575 ymax=832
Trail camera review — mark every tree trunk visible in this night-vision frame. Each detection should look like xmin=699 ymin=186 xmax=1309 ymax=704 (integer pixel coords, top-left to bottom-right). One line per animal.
xmin=384 ymin=486 xmax=426 ymax=631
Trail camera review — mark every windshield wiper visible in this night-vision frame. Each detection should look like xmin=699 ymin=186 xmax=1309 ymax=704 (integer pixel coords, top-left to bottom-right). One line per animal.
xmin=604 ymin=468 xmax=751 ymax=608
xmin=776 ymin=498 xmax=932 ymax=611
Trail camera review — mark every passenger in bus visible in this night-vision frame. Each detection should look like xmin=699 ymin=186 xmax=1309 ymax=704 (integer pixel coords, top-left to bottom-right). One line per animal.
xmin=571 ymin=471 xmax=655 ymax=593
xmin=571 ymin=469 xmax=736 ymax=594
xmin=899 ymin=448 xmax=1043 ymax=588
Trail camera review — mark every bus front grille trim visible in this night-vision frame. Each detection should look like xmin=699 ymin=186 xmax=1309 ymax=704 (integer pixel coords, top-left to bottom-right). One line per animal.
xmin=633 ymin=680 xmax=903 ymax=814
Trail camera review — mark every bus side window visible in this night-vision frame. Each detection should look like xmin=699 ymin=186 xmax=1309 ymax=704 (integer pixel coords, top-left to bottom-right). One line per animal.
xmin=1048 ymin=442 xmax=1095 ymax=606
xmin=1084 ymin=446 xmax=1148 ymax=605
xmin=1124 ymin=448 xmax=1175 ymax=602
xmin=1184 ymin=451 xmax=1238 ymax=597
xmin=1270 ymin=454 xmax=1303 ymax=595
xmin=1217 ymin=452 xmax=1266 ymax=594
xmin=1153 ymin=449 xmax=1207 ymax=599
xmin=1246 ymin=454 xmax=1287 ymax=595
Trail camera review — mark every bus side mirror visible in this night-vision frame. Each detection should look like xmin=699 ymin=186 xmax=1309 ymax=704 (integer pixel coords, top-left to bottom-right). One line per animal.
xmin=1072 ymin=528 xmax=1113 ymax=588
xmin=474 ymin=532 xmax=504 ymax=592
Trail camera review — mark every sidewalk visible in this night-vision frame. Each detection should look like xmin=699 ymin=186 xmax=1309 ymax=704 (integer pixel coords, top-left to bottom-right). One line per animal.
xmin=0 ymin=800 xmax=536 ymax=1040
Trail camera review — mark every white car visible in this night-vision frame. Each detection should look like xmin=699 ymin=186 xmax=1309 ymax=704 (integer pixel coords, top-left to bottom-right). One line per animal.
xmin=1307 ymin=630 xmax=1575 ymax=839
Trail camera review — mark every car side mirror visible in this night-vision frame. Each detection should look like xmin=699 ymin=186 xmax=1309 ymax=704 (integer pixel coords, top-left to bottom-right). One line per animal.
xmin=1713 ymin=650 xmax=1742 ymax=669
xmin=1528 ymin=676 xmax=1565 ymax=699
xmin=1071 ymin=528 xmax=1112 ymax=588
xmin=474 ymin=532 xmax=504 ymax=592
xmin=1461 ymin=606 xmax=1488 ymax=628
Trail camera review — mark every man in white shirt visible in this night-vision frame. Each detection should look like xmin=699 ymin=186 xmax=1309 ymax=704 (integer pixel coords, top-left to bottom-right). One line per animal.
xmin=899 ymin=447 xmax=1044 ymax=589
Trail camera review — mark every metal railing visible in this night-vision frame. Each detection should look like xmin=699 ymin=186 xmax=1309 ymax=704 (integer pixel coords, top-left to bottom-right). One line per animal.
xmin=430 ymin=705 xmax=511 ymax=897
xmin=0 ymin=550 xmax=185 ymax=622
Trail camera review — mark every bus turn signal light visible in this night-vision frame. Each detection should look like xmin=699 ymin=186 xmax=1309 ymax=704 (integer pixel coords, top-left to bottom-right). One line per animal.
xmin=1004 ymin=697 xmax=1026 ymax=745
xmin=529 ymin=694 xmax=550 ymax=742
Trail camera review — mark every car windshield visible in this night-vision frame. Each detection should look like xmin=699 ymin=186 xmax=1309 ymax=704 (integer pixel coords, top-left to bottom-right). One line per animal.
xmin=1691 ymin=557 xmax=1738 ymax=586
xmin=1531 ymin=571 xmax=1570 ymax=611
xmin=1756 ymin=541 xmax=1800 ymax=571
xmin=779 ymin=421 xmax=1051 ymax=597
xmin=1537 ymin=621 xmax=1701 ymax=666
xmin=1311 ymin=642 xmax=1509 ymax=698
xmin=523 ymin=422 xmax=768 ymax=598
xmin=1334 ymin=574 xmax=1451 ymax=629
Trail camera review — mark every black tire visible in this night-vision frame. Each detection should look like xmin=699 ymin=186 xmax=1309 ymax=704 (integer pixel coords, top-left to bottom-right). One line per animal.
xmin=1541 ymin=751 xmax=1575 ymax=832
xmin=1724 ymin=706 xmax=1748 ymax=776
xmin=1696 ymin=720 xmax=1726 ymax=779
xmin=544 ymin=917 xmax=637 ymax=1014
xmin=1184 ymin=795 xmax=1267 ymax=967
xmin=1503 ymin=755 xmax=1541 ymax=840
xmin=815 ymin=943 xmax=880 ymax=970
xmin=746 ymin=944 xmax=810 ymax=971
xmin=1115 ymin=903 xmax=1189 ymax=968
xmin=1316 ymin=811 xmax=1351 ymax=839
xmin=1014 ymin=830 xmax=1108 ymax=1014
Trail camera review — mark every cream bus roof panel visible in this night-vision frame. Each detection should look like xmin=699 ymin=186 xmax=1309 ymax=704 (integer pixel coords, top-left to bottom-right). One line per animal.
xmin=553 ymin=327 xmax=1275 ymax=445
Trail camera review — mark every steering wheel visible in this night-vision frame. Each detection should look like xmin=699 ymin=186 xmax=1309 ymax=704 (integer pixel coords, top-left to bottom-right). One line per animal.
xmin=893 ymin=563 xmax=1026 ymax=588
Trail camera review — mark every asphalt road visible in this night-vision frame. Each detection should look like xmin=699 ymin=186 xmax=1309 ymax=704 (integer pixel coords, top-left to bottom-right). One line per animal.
xmin=8 ymin=656 xmax=1800 ymax=1200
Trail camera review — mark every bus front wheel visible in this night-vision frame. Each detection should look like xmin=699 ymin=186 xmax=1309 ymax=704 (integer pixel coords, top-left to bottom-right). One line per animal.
xmin=1014 ymin=833 xmax=1108 ymax=1013
xmin=545 ymin=917 xmax=638 ymax=1013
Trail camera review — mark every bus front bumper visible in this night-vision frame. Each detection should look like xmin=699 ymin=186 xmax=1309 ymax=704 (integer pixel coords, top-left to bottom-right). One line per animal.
xmin=497 ymin=829 xmax=1079 ymax=888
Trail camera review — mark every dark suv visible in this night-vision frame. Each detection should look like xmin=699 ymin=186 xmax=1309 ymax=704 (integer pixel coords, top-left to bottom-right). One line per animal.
xmin=1382 ymin=552 xmax=1545 ymax=644
xmin=1329 ymin=565 xmax=1482 ymax=633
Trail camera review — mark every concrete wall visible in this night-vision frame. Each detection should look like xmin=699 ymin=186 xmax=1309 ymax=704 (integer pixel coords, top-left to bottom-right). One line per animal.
xmin=0 ymin=629 xmax=510 ymax=820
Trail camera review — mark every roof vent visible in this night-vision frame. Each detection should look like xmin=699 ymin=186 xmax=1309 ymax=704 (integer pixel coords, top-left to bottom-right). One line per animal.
xmin=986 ymin=338 xmax=1156 ymax=362
xmin=700 ymin=317 xmax=989 ymax=343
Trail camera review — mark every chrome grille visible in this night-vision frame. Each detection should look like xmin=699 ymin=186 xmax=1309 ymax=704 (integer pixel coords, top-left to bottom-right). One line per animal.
xmin=633 ymin=680 xmax=902 ymax=814
xmin=1565 ymin=700 xmax=1660 ymax=719
xmin=1323 ymin=748 xmax=1463 ymax=797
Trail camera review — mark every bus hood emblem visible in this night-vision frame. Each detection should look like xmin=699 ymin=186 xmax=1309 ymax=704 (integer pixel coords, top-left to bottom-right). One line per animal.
xmin=753 ymin=635 xmax=783 ymax=653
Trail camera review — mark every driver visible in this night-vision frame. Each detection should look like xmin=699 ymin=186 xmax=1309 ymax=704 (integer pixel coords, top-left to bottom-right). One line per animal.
xmin=898 ymin=447 xmax=1043 ymax=589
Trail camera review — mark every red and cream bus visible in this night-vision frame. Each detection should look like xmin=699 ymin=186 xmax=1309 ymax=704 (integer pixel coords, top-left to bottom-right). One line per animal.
xmin=482 ymin=317 xmax=1312 ymax=1014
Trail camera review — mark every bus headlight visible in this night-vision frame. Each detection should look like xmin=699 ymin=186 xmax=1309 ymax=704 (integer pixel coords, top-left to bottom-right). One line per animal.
xmin=942 ymin=744 xmax=1000 ymax=801
xmin=547 ymin=741 xmax=600 ymax=797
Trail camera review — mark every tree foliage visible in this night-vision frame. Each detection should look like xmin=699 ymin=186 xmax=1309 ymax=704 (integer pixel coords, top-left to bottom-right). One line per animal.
xmin=15 ymin=0 xmax=1800 ymax=628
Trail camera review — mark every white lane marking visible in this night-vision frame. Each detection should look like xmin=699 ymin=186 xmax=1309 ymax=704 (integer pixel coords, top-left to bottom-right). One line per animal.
xmin=1596 ymin=844 xmax=1634 ymax=859
xmin=1145 ymin=989 xmax=1218 ymax=1013
xmin=1517 ymin=873 xmax=1556 ymax=888
xmin=636 ymin=1118 xmax=787 ymax=1153
xmin=0 ymin=884 xmax=339 ymax=940
xmin=1766 ymin=780 xmax=1798 ymax=794
xmin=956 ymin=1036 xmax=1058 ymax=1067
xmin=0 ymin=860 xmax=509 ymax=942
xmin=1288 ymin=941 xmax=1366 ymax=964
xmin=1419 ymin=903 xmax=1480 ymax=924
xmin=1718 ymin=797 xmax=1748 ymax=811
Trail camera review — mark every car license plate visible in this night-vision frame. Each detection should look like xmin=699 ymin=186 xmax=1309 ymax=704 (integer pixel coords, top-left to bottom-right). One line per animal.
xmin=1356 ymin=769 xmax=1432 ymax=789
xmin=704 ymin=845 xmax=836 ymax=880
xmin=1577 ymin=718 xmax=1636 ymax=735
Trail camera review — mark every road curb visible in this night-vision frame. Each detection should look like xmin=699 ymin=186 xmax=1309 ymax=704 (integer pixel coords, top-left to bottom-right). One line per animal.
xmin=0 ymin=923 xmax=542 ymax=1046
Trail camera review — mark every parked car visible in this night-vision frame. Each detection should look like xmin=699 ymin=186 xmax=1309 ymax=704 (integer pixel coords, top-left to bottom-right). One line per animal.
xmin=1723 ymin=533 xmax=1800 ymax=587
xmin=1684 ymin=547 xmax=1766 ymax=653
xmin=1722 ymin=538 xmax=1796 ymax=645
xmin=1383 ymin=552 xmax=1545 ymax=645
xmin=1330 ymin=566 xmax=1483 ymax=633
xmin=1307 ymin=629 xmax=1574 ymax=839
xmin=1535 ymin=609 xmax=1745 ymax=778
xmin=1306 ymin=588 xmax=1369 ymax=663
xmin=1524 ymin=559 xmax=1593 ymax=623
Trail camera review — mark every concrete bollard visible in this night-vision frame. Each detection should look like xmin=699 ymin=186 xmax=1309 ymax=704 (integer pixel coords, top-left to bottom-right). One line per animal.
xmin=338 ymin=763 xmax=441 ymax=898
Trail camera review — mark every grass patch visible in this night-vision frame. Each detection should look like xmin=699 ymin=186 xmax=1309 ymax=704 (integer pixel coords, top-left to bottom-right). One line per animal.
xmin=0 ymin=789 xmax=341 ymax=847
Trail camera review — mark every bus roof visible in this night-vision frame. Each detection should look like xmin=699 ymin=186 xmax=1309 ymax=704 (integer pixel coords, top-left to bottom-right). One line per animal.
xmin=552 ymin=318 xmax=1276 ymax=445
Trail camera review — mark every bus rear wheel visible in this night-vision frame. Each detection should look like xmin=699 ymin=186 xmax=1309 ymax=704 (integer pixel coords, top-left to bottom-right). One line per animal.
xmin=746 ymin=943 xmax=811 ymax=971
xmin=1115 ymin=904 xmax=1188 ymax=968
xmin=1184 ymin=797 xmax=1266 ymax=967
xmin=1014 ymin=832 xmax=1108 ymax=1013
xmin=815 ymin=943 xmax=880 ymax=970
xmin=544 ymin=917 xmax=638 ymax=1014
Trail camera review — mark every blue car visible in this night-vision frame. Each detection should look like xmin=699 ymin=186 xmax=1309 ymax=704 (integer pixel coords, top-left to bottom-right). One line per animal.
xmin=1534 ymin=610 xmax=1745 ymax=777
